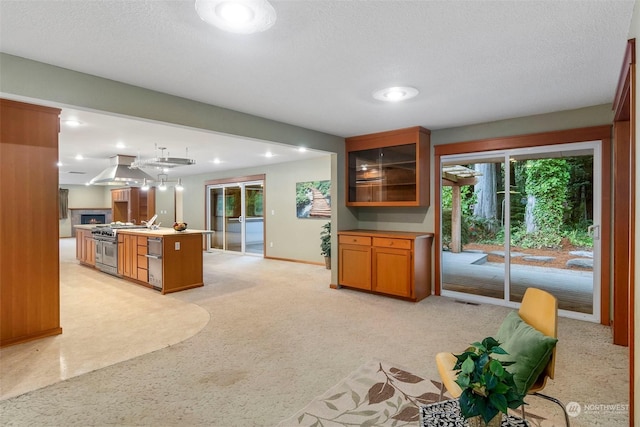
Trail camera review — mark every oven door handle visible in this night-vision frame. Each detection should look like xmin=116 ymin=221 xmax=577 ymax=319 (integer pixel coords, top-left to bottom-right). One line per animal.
xmin=145 ymin=254 xmax=162 ymax=259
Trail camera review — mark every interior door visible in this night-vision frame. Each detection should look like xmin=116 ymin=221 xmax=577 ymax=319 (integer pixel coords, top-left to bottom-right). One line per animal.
xmin=207 ymin=180 xmax=265 ymax=255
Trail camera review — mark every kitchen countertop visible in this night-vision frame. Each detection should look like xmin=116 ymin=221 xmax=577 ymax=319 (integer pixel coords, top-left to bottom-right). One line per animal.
xmin=74 ymin=224 xmax=212 ymax=237
xmin=116 ymin=228 xmax=209 ymax=237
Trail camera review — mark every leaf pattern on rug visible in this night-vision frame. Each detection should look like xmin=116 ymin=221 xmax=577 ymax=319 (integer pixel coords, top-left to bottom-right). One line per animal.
xmin=279 ymin=360 xmax=441 ymax=426
xmin=279 ymin=360 xmax=550 ymax=427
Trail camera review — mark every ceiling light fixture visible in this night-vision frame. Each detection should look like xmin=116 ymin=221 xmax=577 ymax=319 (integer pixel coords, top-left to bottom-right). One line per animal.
xmin=265 ymin=151 xmax=273 ymax=158
xmin=372 ymin=86 xmax=419 ymax=102
xmin=63 ymin=119 xmax=81 ymax=127
xmin=195 ymin=0 xmax=276 ymax=34
xmin=175 ymin=179 xmax=184 ymax=192
xmin=75 ymin=154 xmax=84 ymax=160
xmin=130 ymin=145 xmax=196 ymax=170
xmin=141 ymin=179 xmax=150 ymax=191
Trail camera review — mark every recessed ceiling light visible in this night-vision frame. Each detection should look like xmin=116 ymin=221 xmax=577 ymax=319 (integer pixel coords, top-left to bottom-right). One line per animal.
xmin=213 ymin=158 xmax=221 ymax=164
xmin=56 ymin=161 xmax=63 ymax=167
xmin=75 ymin=154 xmax=84 ymax=160
xmin=195 ymin=0 xmax=276 ymax=34
xmin=265 ymin=151 xmax=273 ymax=158
xmin=116 ymin=142 xmax=126 ymax=149
xmin=64 ymin=119 xmax=82 ymax=127
xmin=298 ymin=147 xmax=307 ymax=152
xmin=372 ymin=86 xmax=419 ymax=102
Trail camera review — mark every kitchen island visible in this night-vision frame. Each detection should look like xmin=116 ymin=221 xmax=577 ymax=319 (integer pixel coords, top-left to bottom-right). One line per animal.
xmin=74 ymin=225 xmax=206 ymax=294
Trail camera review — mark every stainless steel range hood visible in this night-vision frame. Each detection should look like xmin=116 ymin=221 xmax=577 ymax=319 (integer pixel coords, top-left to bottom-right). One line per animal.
xmin=90 ymin=155 xmax=154 ymax=186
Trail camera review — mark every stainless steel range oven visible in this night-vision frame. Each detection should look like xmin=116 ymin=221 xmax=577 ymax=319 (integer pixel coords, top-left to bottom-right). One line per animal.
xmin=93 ymin=229 xmax=119 ymax=276
xmin=92 ymin=225 xmax=147 ymax=276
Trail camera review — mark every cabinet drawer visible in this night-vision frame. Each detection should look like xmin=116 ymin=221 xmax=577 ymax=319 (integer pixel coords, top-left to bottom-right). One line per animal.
xmin=137 ymin=268 xmax=148 ymax=282
xmin=137 ymin=236 xmax=147 ymax=246
xmin=339 ymin=235 xmax=372 ymax=246
xmin=373 ymin=237 xmax=411 ymax=250
xmin=137 ymin=255 xmax=148 ymax=269
xmin=137 ymin=244 xmax=147 ymax=256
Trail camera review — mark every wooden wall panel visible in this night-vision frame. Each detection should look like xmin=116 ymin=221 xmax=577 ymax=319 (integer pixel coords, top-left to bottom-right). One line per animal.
xmin=0 ymin=99 xmax=62 ymax=347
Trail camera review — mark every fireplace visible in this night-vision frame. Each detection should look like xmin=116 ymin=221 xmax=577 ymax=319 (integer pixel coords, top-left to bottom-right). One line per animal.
xmin=70 ymin=209 xmax=112 ymax=237
xmin=81 ymin=214 xmax=106 ymax=225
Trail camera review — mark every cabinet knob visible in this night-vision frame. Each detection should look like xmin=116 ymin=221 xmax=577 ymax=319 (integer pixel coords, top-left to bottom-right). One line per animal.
xmin=353 ymin=239 xmax=357 ymax=242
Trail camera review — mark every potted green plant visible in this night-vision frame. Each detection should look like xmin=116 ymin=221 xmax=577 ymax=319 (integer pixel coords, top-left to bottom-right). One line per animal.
xmin=320 ymin=222 xmax=331 ymax=269
xmin=453 ymin=337 xmax=526 ymax=427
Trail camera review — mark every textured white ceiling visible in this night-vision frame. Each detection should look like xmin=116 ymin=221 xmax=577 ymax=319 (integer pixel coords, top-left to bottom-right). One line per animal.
xmin=0 ymin=0 xmax=635 ymax=184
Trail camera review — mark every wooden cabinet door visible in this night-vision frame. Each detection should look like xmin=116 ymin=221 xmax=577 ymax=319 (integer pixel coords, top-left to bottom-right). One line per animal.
xmin=339 ymin=244 xmax=371 ymax=290
xmin=83 ymin=235 xmax=96 ymax=266
xmin=117 ymin=235 xmax=124 ymax=276
xmin=372 ymin=247 xmax=412 ymax=297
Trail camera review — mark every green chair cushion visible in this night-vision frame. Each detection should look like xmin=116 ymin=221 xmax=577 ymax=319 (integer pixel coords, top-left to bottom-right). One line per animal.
xmin=495 ymin=312 xmax=558 ymax=394
xmin=496 ymin=311 xmax=522 ymax=344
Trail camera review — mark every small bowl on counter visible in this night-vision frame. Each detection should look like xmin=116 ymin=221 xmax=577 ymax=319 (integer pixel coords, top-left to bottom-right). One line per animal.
xmin=173 ymin=222 xmax=188 ymax=232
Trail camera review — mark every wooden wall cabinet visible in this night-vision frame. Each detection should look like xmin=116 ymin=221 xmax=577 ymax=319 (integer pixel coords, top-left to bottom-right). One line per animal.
xmin=338 ymin=230 xmax=433 ymax=302
xmin=75 ymin=228 xmax=96 ymax=267
xmin=111 ymin=187 xmax=155 ymax=224
xmin=1 ymin=99 xmax=62 ymax=347
xmin=345 ymin=126 xmax=430 ymax=207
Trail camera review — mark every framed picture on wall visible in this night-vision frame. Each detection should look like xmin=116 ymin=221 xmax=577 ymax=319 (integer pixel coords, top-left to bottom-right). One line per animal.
xmin=296 ymin=180 xmax=331 ymax=218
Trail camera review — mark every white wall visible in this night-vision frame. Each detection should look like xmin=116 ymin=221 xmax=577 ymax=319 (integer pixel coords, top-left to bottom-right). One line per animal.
xmin=59 ymin=185 xmax=110 ymax=237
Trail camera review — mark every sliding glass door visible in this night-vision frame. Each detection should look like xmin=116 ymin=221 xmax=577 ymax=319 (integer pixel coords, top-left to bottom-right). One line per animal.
xmin=207 ymin=180 xmax=264 ymax=255
xmin=440 ymin=142 xmax=601 ymax=322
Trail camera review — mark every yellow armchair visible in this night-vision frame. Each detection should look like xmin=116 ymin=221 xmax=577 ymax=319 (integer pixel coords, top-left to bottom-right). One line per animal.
xmin=435 ymin=288 xmax=570 ymax=426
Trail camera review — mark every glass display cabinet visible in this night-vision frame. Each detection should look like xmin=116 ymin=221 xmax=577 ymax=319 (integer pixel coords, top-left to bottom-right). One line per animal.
xmin=345 ymin=126 xmax=430 ymax=206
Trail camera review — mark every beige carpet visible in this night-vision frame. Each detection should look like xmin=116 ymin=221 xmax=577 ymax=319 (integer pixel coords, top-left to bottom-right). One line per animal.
xmin=0 ymin=241 xmax=629 ymax=426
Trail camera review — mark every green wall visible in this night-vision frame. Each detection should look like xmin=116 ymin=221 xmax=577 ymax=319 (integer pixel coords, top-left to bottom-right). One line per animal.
xmin=0 ymin=53 xmax=617 ymax=284
xmin=180 ymin=155 xmax=332 ymax=263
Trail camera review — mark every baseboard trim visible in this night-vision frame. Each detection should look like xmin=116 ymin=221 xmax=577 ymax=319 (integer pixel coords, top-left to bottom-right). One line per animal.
xmin=264 ymin=256 xmax=325 ymax=267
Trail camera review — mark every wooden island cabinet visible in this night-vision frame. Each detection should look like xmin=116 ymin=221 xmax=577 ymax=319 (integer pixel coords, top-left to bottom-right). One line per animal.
xmin=76 ymin=228 xmax=96 ymax=267
xmin=117 ymin=229 xmax=204 ymax=294
xmin=338 ymin=230 xmax=433 ymax=302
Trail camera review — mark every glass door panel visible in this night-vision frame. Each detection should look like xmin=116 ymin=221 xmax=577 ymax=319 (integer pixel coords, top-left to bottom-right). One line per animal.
xmin=210 ymin=187 xmax=224 ymax=250
xmin=224 ymin=185 xmax=242 ymax=253
xmin=244 ymin=183 xmax=264 ymax=255
xmin=508 ymin=148 xmax=597 ymax=317
xmin=441 ymin=158 xmax=505 ymax=300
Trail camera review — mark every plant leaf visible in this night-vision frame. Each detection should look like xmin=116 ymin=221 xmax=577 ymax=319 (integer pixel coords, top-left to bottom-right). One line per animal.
xmin=461 ymin=356 xmax=475 ymax=374
xmin=361 ymin=416 xmax=380 ymax=427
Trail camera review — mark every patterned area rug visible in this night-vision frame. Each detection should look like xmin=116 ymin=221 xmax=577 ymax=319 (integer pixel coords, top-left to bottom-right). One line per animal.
xmin=278 ymin=360 xmax=551 ymax=427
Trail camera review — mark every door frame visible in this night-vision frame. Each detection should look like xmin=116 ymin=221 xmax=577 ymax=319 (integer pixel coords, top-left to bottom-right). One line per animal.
xmin=439 ymin=141 xmax=602 ymax=322
xmin=204 ymin=174 xmax=266 ymax=254
xmin=434 ymin=125 xmax=612 ymax=326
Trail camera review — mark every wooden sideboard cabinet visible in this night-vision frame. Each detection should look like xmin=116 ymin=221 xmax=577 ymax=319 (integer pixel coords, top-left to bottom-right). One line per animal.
xmin=345 ymin=126 xmax=430 ymax=207
xmin=338 ymin=230 xmax=433 ymax=301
